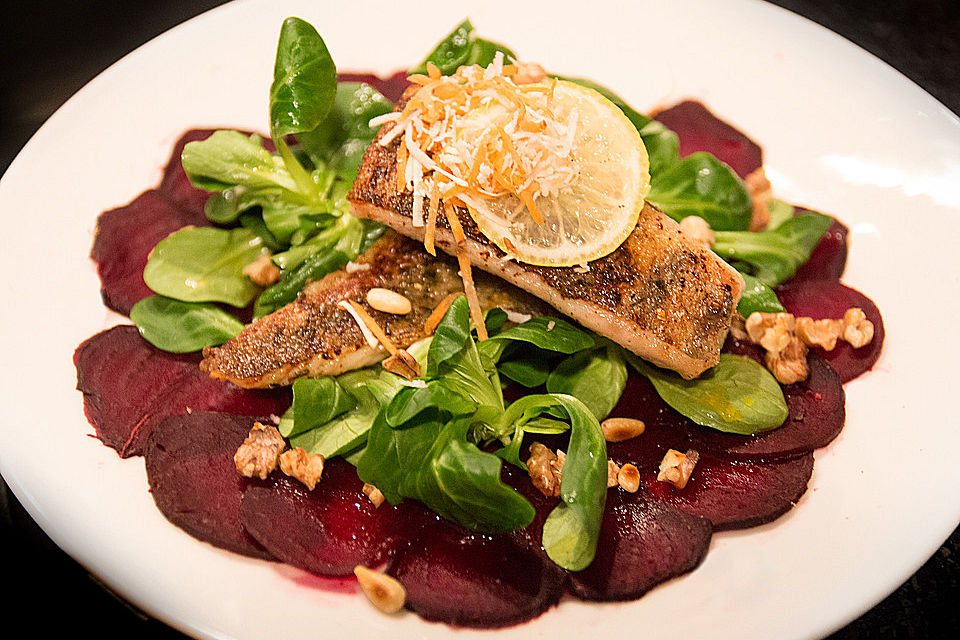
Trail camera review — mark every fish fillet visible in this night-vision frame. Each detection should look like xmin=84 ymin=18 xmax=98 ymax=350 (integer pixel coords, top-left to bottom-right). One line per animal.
xmin=348 ymin=127 xmax=744 ymax=379
xmin=200 ymin=232 xmax=549 ymax=388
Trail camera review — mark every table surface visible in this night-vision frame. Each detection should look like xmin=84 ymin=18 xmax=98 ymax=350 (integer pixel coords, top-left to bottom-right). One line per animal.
xmin=1 ymin=1 xmax=957 ymax=637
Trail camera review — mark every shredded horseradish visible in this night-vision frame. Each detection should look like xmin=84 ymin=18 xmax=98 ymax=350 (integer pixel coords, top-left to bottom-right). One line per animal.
xmin=373 ymin=55 xmax=579 ymax=340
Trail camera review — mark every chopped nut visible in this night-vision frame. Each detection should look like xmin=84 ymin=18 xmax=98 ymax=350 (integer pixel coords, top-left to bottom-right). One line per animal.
xmin=234 ymin=422 xmax=286 ymax=480
xmin=729 ymin=312 xmax=749 ymax=341
xmin=513 ymin=61 xmax=547 ymax=85
xmin=745 ymin=312 xmax=795 ymax=344
xmin=241 ymin=253 xmax=281 ymax=286
xmin=601 ymin=417 xmax=646 ymax=442
xmin=617 ymin=463 xmax=641 ymax=493
xmin=796 ymin=317 xmax=843 ymax=350
xmin=657 ymin=449 xmax=700 ymax=490
xmin=354 ymin=566 xmax=406 ymax=614
xmin=745 ymin=167 xmax=773 ymax=231
xmin=278 ymin=447 xmax=325 ymax=490
xmin=362 ymin=483 xmax=386 ymax=508
xmin=842 ymin=307 xmax=875 ymax=348
xmin=526 ymin=442 xmax=562 ymax=497
xmin=679 ymin=215 xmax=715 ymax=249
xmin=765 ymin=335 xmax=809 ymax=384
xmin=607 ymin=460 xmax=621 ymax=488
xmin=366 ymin=287 xmax=412 ymax=315
xmin=381 ymin=349 xmax=421 ymax=379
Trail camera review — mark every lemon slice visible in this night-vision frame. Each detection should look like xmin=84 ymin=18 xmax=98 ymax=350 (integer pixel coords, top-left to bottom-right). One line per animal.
xmin=459 ymin=80 xmax=649 ymax=267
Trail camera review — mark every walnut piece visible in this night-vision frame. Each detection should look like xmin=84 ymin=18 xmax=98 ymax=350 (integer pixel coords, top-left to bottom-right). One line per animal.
xmin=764 ymin=336 xmax=809 ymax=384
xmin=744 ymin=167 xmax=773 ymax=231
xmin=362 ymin=483 xmax=386 ymax=508
xmin=617 ymin=463 xmax=641 ymax=493
xmin=241 ymin=253 xmax=280 ymax=286
xmin=842 ymin=307 xmax=875 ymax=348
xmin=657 ymin=449 xmax=700 ymax=490
xmin=354 ymin=566 xmax=406 ymax=614
xmin=600 ymin=417 xmax=646 ymax=442
xmin=679 ymin=215 xmax=715 ymax=249
xmin=526 ymin=442 xmax=563 ymax=497
xmin=234 ymin=422 xmax=286 ymax=480
xmin=745 ymin=312 xmax=809 ymax=383
xmin=278 ymin=447 xmax=325 ymax=490
xmin=381 ymin=349 xmax=421 ymax=379
xmin=795 ymin=317 xmax=843 ymax=350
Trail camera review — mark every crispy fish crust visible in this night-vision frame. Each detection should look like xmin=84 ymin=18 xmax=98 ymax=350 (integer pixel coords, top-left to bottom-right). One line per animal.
xmin=200 ymin=232 xmax=548 ymax=388
xmin=348 ymin=111 xmax=744 ymax=379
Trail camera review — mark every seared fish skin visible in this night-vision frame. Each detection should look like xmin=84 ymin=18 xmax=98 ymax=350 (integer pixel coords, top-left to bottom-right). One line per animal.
xmin=348 ymin=125 xmax=743 ymax=379
xmin=200 ymin=232 xmax=548 ymax=388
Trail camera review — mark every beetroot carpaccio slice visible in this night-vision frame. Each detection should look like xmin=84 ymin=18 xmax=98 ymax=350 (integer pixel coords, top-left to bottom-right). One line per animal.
xmin=566 ymin=490 xmax=711 ymax=601
xmin=75 ymin=325 xmax=290 ymax=457
xmin=144 ymin=411 xmax=274 ymax=560
xmin=239 ymin=460 xmax=411 ymax=577
xmin=642 ymin=453 xmax=815 ymax=530
xmin=776 ymin=279 xmax=885 ymax=382
xmin=386 ymin=514 xmax=567 ymax=628
xmin=90 ymin=189 xmax=207 ymax=315
xmin=651 ymin=100 xmax=763 ymax=178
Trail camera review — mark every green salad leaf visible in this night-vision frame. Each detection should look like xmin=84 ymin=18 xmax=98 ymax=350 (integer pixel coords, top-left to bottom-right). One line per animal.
xmin=269 ymin=17 xmax=338 ymax=141
xmin=130 ymin=295 xmax=244 ymax=353
xmin=713 ymin=211 xmax=833 ymax=286
xmin=646 ymin=152 xmax=753 ymax=230
xmin=546 ymin=345 xmax=627 ymax=421
xmin=737 ymin=272 xmax=787 ymax=317
xmin=410 ymin=18 xmax=516 ymax=75
xmin=628 ymin=353 xmax=788 ymax=435
xmin=143 ymin=227 xmax=264 ymax=307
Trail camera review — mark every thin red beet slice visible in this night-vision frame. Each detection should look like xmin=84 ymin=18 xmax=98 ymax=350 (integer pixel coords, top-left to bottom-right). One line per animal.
xmin=157 ymin=129 xmax=220 ymax=214
xmin=387 ymin=515 xmax=567 ymax=628
xmin=239 ymin=460 xmax=409 ymax=577
xmin=776 ymin=280 xmax=885 ymax=382
xmin=75 ymin=325 xmax=290 ymax=457
xmin=337 ymin=71 xmax=410 ymax=103
xmin=787 ymin=211 xmax=848 ymax=283
xmin=91 ymin=189 xmax=207 ymax=315
xmin=642 ymin=453 xmax=814 ymax=530
xmin=608 ymin=351 xmax=844 ymax=462
xmin=144 ymin=411 xmax=274 ymax=559
xmin=651 ymin=100 xmax=762 ymax=178
xmin=566 ymin=490 xmax=711 ymax=601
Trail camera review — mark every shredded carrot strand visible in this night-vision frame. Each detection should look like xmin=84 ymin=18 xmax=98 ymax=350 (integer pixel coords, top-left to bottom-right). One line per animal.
xmin=425 ymin=181 xmax=440 ymax=256
xmin=456 ymin=251 xmax=488 ymax=341
xmin=396 ymin=142 xmax=408 ymax=194
xmin=423 ymin=293 xmax=464 ymax=335
xmin=445 ymin=203 xmax=467 ymax=245
xmin=519 ymin=187 xmax=544 ymax=225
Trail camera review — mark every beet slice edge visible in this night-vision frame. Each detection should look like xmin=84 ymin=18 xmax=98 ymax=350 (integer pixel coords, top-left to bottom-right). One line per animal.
xmin=240 ymin=460 xmax=410 ymax=577
xmin=144 ymin=411 xmax=274 ymax=560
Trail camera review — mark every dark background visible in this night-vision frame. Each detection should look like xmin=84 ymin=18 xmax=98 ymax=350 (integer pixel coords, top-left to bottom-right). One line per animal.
xmin=1 ymin=1 xmax=957 ymax=637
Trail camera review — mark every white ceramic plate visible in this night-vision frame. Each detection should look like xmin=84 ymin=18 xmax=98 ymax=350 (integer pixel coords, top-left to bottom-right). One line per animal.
xmin=1 ymin=0 xmax=958 ymax=638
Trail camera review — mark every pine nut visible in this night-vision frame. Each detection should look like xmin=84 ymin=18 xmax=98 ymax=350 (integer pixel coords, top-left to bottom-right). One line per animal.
xmin=600 ymin=417 xmax=646 ymax=442
xmin=617 ymin=463 xmax=640 ymax=493
xmin=366 ymin=288 xmax=412 ymax=315
xmin=354 ymin=566 xmax=406 ymax=613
